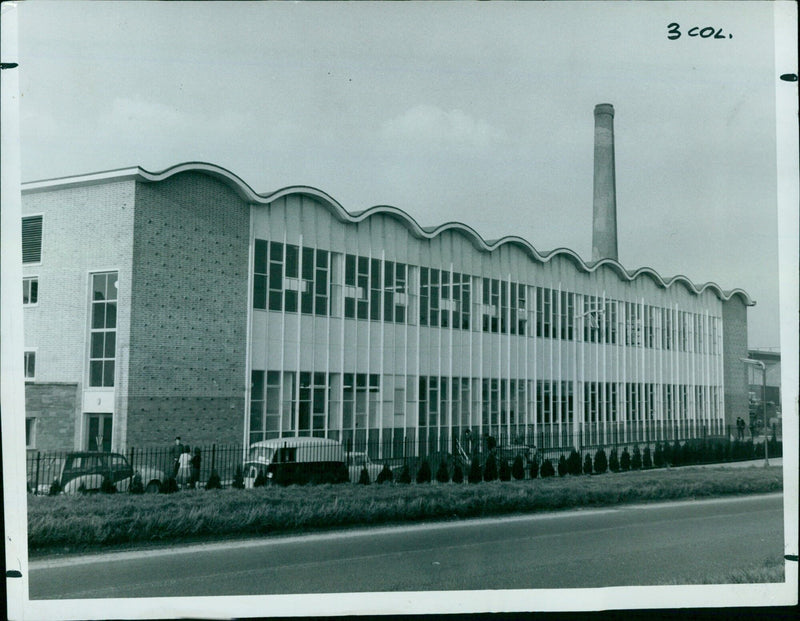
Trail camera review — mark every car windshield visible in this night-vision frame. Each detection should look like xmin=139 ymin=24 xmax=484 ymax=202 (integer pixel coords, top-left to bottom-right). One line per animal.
xmin=248 ymin=446 xmax=275 ymax=463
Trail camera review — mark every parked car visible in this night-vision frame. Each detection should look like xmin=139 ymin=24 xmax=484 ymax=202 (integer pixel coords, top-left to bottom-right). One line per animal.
xmin=243 ymin=437 xmax=349 ymax=487
xmin=55 ymin=452 xmax=164 ymax=494
xmin=346 ymin=451 xmax=383 ymax=483
xmin=496 ymin=445 xmax=537 ymax=468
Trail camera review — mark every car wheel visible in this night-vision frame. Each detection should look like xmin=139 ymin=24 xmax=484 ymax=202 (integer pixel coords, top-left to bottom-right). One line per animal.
xmin=145 ymin=481 xmax=161 ymax=494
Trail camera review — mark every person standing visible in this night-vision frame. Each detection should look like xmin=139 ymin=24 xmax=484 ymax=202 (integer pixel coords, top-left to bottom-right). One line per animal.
xmin=170 ymin=436 xmax=183 ymax=477
xmin=190 ymin=447 xmax=202 ymax=489
xmin=176 ymin=446 xmax=192 ymax=488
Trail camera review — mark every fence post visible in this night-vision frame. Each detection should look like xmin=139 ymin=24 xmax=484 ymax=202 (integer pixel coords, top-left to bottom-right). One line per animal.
xmin=35 ymin=452 xmax=41 ymax=495
xmin=211 ymin=444 xmax=217 ymax=472
xmin=129 ymin=446 xmax=135 ymax=473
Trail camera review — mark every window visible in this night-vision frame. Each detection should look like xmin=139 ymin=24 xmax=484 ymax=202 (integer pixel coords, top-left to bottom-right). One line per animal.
xmin=26 ymin=418 xmax=36 ymax=449
xmin=24 ymin=350 xmax=35 ymax=382
xmin=482 ymin=278 xmax=500 ymax=333
xmin=23 ymin=277 xmax=38 ymax=306
xmin=536 ymin=287 xmax=553 ymax=338
xmin=253 ymin=240 xmax=330 ymax=315
xmin=89 ymin=272 xmax=117 ymax=387
xmin=22 ymin=216 xmax=43 ymax=264
xmin=383 ymin=261 xmax=408 ymax=324
xmin=344 ymin=255 xmax=369 ymax=320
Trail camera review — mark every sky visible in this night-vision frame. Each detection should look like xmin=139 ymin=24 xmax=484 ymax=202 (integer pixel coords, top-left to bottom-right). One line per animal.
xmin=16 ymin=1 xmax=786 ymax=349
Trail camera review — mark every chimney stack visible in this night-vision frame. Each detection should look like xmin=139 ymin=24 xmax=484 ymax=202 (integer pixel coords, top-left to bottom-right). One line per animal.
xmin=592 ymin=103 xmax=618 ymax=262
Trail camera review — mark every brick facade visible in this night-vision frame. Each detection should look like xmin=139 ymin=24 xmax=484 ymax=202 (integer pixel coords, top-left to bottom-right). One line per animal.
xmin=722 ymin=297 xmax=749 ymax=429
xmin=125 ymin=172 xmax=250 ymax=447
xmin=25 ymin=383 xmax=79 ymax=451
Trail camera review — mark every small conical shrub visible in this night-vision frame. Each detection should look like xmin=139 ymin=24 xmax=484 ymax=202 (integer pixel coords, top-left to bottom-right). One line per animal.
xmin=567 ymin=450 xmax=581 ymax=476
xmin=398 ymin=463 xmax=412 ymax=484
xmin=483 ymin=454 xmax=498 ymax=482
xmin=529 ymin=458 xmax=539 ymax=479
xmin=620 ymin=447 xmax=631 ymax=471
xmin=583 ymin=452 xmax=593 ymax=475
xmin=631 ymin=445 xmax=642 ymax=470
xmin=643 ymin=446 xmax=653 ymax=469
xmin=376 ymin=464 xmax=393 ymax=484
xmin=653 ymin=443 xmax=664 ymax=468
xmin=499 ymin=458 xmax=511 ymax=481
xmin=662 ymin=442 xmax=673 ymax=466
xmin=48 ymin=478 xmax=62 ymax=496
xmin=359 ymin=466 xmax=371 ymax=485
xmin=101 ymin=474 xmax=117 ymax=494
xmin=452 ymin=463 xmax=464 ymax=484
xmin=594 ymin=448 xmax=608 ymax=474
xmin=557 ymin=455 xmax=568 ymax=477
xmin=540 ymin=458 xmax=555 ymax=478
xmin=435 ymin=460 xmax=450 ymax=483
xmin=232 ymin=466 xmax=245 ymax=489
xmin=205 ymin=470 xmax=222 ymax=490
xmin=511 ymin=455 xmax=525 ymax=480
xmin=671 ymin=441 xmax=682 ymax=466
xmin=416 ymin=459 xmax=432 ymax=484
xmin=129 ymin=472 xmax=144 ymax=494
xmin=609 ymin=448 xmax=620 ymax=472
xmin=681 ymin=441 xmax=693 ymax=465
xmin=468 ymin=457 xmax=482 ymax=483
xmin=254 ymin=469 xmax=267 ymax=487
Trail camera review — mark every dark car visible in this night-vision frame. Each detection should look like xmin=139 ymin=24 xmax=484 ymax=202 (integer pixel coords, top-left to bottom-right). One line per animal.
xmin=56 ymin=452 xmax=164 ymax=494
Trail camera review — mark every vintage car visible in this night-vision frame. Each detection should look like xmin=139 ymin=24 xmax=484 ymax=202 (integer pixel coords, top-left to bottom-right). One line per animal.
xmin=345 ymin=451 xmax=384 ymax=483
xmin=243 ymin=437 xmax=349 ymax=487
xmin=56 ymin=452 xmax=164 ymax=494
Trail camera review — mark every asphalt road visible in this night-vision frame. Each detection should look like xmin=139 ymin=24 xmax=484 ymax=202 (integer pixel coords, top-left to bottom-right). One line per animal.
xmin=28 ymin=493 xmax=784 ymax=599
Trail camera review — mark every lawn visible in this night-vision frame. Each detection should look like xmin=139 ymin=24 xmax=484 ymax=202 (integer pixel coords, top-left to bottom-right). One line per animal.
xmin=28 ymin=464 xmax=782 ymax=554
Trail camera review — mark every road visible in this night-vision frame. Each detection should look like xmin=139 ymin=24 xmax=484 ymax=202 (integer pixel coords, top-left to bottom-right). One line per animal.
xmin=28 ymin=494 xmax=784 ymax=599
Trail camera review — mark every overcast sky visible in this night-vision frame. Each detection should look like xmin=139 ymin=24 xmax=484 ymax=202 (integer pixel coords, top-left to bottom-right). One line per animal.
xmin=17 ymin=1 xmax=784 ymax=348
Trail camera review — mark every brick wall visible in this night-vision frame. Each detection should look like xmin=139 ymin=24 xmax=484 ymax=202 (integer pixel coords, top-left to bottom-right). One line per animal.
xmin=25 ymin=383 xmax=79 ymax=451
xmin=126 ymin=172 xmax=250 ymax=447
xmin=722 ymin=297 xmax=749 ymax=429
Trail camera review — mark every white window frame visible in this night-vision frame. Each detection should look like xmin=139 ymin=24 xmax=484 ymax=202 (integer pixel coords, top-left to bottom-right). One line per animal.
xmin=23 ymin=276 xmax=39 ymax=306
xmin=24 ymin=349 xmax=36 ymax=382
xmin=26 ymin=418 xmax=37 ymax=449
xmin=22 ymin=214 xmax=44 ymax=266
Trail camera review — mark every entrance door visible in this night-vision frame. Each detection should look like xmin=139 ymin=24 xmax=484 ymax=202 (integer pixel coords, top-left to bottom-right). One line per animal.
xmin=85 ymin=413 xmax=113 ymax=452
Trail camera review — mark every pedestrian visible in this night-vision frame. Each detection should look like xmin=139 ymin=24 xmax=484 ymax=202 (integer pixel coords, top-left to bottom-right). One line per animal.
xmin=170 ymin=436 xmax=183 ymax=477
xmin=190 ymin=447 xmax=202 ymax=489
xmin=176 ymin=445 xmax=192 ymax=488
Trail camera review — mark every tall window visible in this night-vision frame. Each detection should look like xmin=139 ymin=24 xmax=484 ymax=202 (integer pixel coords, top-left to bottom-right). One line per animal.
xmin=22 ymin=215 xmax=43 ymax=264
xmin=24 ymin=350 xmax=36 ymax=382
xmin=253 ymin=240 xmax=330 ymax=315
xmin=89 ymin=272 xmax=117 ymax=387
xmin=383 ymin=261 xmax=408 ymax=323
xmin=344 ymin=255 xmax=369 ymax=320
xmin=422 ymin=268 xmax=470 ymax=329
xmin=482 ymin=278 xmax=500 ymax=333
xmin=26 ymin=418 xmax=36 ymax=449
xmin=536 ymin=287 xmax=552 ymax=338
xmin=23 ymin=277 xmax=38 ymax=306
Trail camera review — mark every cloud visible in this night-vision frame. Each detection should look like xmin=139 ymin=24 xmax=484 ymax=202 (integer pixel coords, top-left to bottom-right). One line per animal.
xmin=379 ymin=104 xmax=506 ymax=151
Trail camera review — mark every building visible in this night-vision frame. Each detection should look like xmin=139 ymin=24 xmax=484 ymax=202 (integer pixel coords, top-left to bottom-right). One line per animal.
xmin=21 ymin=106 xmax=753 ymax=455
xmin=746 ymin=349 xmax=781 ymax=425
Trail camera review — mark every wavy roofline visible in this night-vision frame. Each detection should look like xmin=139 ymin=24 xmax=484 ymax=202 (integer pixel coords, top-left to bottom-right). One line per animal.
xmin=23 ymin=161 xmax=754 ymax=306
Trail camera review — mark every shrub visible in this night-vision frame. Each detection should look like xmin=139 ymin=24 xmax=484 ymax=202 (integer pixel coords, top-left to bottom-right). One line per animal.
xmin=486 ymin=436 xmax=497 ymax=452
xmin=358 ymin=467 xmax=371 ymax=485
xmin=583 ymin=453 xmax=593 ymax=475
xmin=231 ymin=466 xmax=245 ymax=489
xmin=100 ymin=474 xmax=117 ymax=494
xmin=452 ymin=463 xmax=464 ymax=484
xmin=642 ymin=446 xmax=652 ymax=470
xmin=609 ymin=448 xmax=620 ymax=473
xmin=48 ymin=479 xmax=62 ymax=496
xmin=594 ymin=448 xmax=608 ymax=474
xmin=435 ymin=459 xmax=450 ymax=483
xmin=529 ymin=458 xmax=539 ymax=479
xmin=468 ymin=457 xmax=482 ymax=483
xmin=398 ymin=464 xmax=412 ymax=484
xmin=567 ymin=450 xmax=582 ymax=476
xmin=253 ymin=469 xmax=268 ymax=488
xmin=672 ymin=441 xmax=682 ymax=466
xmin=129 ymin=472 xmax=144 ymax=494
xmin=653 ymin=443 xmax=664 ymax=468
xmin=557 ymin=455 xmax=568 ymax=477
xmin=483 ymin=454 xmax=498 ymax=482
xmin=376 ymin=464 xmax=393 ymax=484
xmin=620 ymin=448 xmax=631 ymax=472
xmin=681 ymin=440 xmax=694 ymax=466
xmin=512 ymin=455 xmax=525 ymax=480
xmin=540 ymin=458 xmax=555 ymax=478
xmin=416 ymin=460 xmax=432 ymax=484
xmin=161 ymin=476 xmax=179 ymax=494
xmin=205 ymin=470 xmax=222 ymax=490
xmin=662 ymin=442 xmax=673 ymax=467
xmin=631 ymin=446 xmax=642 ymax=470
xmin=499 ymin=459 xmax=511 ymax=482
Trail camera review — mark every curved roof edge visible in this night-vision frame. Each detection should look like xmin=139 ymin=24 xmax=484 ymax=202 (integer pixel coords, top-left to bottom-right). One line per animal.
xmin=23 ymin=161 xmax=755 ymax=306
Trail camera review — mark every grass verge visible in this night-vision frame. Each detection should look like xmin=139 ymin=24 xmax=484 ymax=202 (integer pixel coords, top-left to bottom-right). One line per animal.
xmin=28 ymin=465 xmax=782 ymax=554
xmin=666 ymin=557 xmax=786 ymax=584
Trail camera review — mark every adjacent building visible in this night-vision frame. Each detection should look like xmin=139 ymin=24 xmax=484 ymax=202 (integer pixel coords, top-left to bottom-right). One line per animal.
xmin=22 ymin=106 xmax=754 ymax=455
